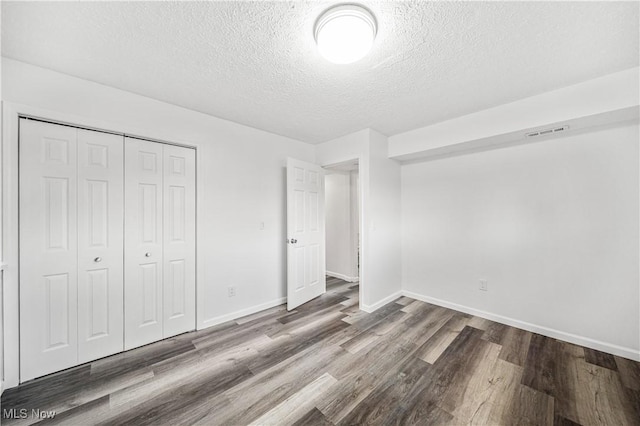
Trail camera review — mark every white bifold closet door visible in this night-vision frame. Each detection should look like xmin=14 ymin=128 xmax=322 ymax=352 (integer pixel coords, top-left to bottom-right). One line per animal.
xmin=124 ymin=138 xmax=196 ymax=350
xmin=19 ymin=119 xmax=124 ymax=381
xmin=162 ymin=144 xmax=196 ymax=338
xmin=77 ymin=129 xmax=124 ymax=363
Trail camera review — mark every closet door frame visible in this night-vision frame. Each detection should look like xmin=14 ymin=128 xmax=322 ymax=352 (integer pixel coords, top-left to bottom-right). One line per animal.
xmin=2 ymin=103 xmax=201 ymax=388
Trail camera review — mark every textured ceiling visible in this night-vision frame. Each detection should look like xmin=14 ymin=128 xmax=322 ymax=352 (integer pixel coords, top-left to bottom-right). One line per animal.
xmin=2 ymin=1 xmax=638 ymax=144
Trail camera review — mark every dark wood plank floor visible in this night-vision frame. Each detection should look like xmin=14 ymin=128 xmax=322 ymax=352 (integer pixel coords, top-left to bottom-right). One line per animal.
xmin=2 ymin=277 xmax=639 ymax=425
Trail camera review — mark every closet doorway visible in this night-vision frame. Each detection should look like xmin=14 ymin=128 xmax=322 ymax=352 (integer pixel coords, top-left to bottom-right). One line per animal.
xmin=18 ymin=118 xmax=197 ymax=381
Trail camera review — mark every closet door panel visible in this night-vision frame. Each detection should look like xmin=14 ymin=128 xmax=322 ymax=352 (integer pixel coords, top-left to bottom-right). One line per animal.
xmin=19 ymin=119 xmax=79 ymax=381
xmin=162 ymin=145 xmax=196 ymax=338
xmin=124 ymin=138 xmax=164 ymax=350
xmin=77 ymin=129 xmax=124 ymax=363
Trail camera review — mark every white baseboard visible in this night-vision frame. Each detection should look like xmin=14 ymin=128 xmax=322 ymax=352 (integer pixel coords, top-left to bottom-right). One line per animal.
xmin=198 ymin=297 xmax=287 ymax=330
xmin=326 ymin=271 xmax=359 ymax=283
xmin=361 ymin=290 xmax=403 ymax=313
xmin=401 ymin=290 xmax=640 ymax=362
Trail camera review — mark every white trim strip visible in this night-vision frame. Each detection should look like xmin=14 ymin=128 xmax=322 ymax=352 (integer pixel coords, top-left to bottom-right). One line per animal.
xmin=199 ymin=297 xmax=287 ymax=329
xmin=326 ymin=271 xmax=359 ymax=283
xmin=361 ymin=290 xmax=402 ymax=313
xmin=402 ymin=290 xmax=640 ymax=362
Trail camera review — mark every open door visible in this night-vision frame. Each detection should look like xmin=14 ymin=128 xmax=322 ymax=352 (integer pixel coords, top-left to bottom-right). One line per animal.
xmin=287 ymin=158 xmax=326 ymax=310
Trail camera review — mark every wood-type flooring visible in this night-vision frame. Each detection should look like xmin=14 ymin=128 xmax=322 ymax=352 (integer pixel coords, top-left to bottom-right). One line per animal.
xmin=2 ymin=277 xmax=639 ymax=425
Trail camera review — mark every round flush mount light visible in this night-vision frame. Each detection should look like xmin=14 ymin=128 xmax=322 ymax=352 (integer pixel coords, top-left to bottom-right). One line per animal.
xmin=314 ymin=4 xmax=377 ymax=64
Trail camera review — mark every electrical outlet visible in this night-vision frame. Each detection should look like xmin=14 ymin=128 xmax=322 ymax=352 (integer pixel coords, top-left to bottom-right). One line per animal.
xmin=479 ymin=279 xmax=488 ymax=291
xmin=228 ymin=286 xmax=236 ymax=297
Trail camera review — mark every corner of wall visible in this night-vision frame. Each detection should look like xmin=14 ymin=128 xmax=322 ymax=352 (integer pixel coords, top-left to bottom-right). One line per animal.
xmin=362 ymin=129 xmax=402 ymax=309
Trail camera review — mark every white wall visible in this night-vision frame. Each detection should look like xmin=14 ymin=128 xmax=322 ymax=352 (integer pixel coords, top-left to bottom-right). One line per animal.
xmin=325 ymin=172 xmax=357 ymax=280
xmin=366 ymin=130 xmax=402 ymax=307
xmin=1 ymin=58 xmax=315 ymax=387
xmin=401 ymin=123 xmax=640 ymax=359
xmin=1 ymin=5 xmax=4 ymax=392
xmin=316 ymin=129 xmax=370 ymax=166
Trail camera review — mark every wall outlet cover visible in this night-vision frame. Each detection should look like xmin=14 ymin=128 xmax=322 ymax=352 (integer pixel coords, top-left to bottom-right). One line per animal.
xmin=479 ymin=279 xmax=488 ymax=291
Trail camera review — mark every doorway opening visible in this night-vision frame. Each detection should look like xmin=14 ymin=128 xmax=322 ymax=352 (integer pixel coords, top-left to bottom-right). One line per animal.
xmin=323 ymin=160 xmax=360 ymax=309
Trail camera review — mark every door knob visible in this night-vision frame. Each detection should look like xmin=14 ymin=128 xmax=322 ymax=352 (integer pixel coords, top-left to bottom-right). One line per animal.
xmin=94 ymin=257 xmax=102 ymax=263
xmin=145 ymin=252 xmax=152 ymax=257
xmin=290 ymin=238 xmax=297 ymax=244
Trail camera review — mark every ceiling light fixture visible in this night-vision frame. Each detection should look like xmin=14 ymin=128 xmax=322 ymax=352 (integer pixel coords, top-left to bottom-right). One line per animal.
xmin=314 ymin=4 xmax=377 ymax=64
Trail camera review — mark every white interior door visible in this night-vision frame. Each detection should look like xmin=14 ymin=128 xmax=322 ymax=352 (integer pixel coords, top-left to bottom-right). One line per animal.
xmin=77 ymin=129 xmax=124 ymax=363
xmin=162 ymin=145 xmax=196 ymax=338
xmin=124 ymin=137 xmax=164 ymax=350
xmin=19 ymin=119 xmax=79 ymax=381
xmin=286 ymin=158 xmax=326 ymax=310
